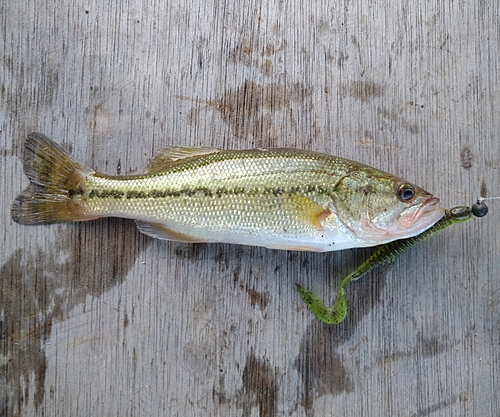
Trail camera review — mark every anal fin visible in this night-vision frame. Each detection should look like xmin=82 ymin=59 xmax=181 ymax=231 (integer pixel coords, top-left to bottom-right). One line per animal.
xmin=264 ymin=243 xmax=323 ymax=252
xmin=135 ymin=220 xmax=206 ymax=242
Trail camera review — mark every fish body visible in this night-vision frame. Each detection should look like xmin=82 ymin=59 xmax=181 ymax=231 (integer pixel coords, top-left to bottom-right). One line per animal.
xmin=12 ymin=133 xmax=444 ymax=252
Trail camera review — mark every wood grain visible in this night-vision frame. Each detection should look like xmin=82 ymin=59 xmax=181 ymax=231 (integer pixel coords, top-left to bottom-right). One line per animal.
xmin=1 ymin=1 xmax=499 ymax=416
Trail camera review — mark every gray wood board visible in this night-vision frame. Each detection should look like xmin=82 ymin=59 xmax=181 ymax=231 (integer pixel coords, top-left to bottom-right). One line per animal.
xmin=1 ymin=1 xmax=499 ymax=416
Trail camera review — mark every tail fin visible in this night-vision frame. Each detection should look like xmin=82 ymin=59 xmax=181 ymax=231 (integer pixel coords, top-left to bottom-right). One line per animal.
xmin=11 ymin=132 xmax=95 ymax=225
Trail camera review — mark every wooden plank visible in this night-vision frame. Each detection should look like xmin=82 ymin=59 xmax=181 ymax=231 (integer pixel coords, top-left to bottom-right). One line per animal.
xmin=1 ymin=0 xmax=499 ymax=416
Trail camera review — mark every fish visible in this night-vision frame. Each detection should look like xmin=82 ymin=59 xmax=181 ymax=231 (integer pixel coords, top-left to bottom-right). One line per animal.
xmin=11 ymin=132 xmax=444 ymax=252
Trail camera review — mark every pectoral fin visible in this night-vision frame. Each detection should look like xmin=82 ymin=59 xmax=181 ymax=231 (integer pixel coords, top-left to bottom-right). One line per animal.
xmin=285 ymin=194 xmax=331 ymax=230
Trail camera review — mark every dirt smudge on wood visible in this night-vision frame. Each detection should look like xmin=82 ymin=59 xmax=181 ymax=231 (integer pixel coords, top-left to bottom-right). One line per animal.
xmin=0 ymin=249 xmax=48 ymax=415
xmin=411 ymin=396 xmax=458 ymax=417
xmin=178 ymin=80 xmax=312 ymax=146
xmin=337 ymin=51 xmax=349 ymax=69
xmin=378 ymin=331 xmax=459 ymax=366
xmin=217 ymin=80 xmax=312 ymax=142
xmin=89 ymin=105 xmax=111 ymax=138
xmin=295 ymin=268 xmax=387 ymax=416
xmin=460 ymin=146 xmax=473 ymax=169
xmin=230 ymin=33 xmax=284 ymax=76
xmin=187 ymin=107 xmax=200 ymax=127
xmin=1 ymin=218 xmax=149 ymax=416
xmin=480 ymin=179 xmax=487 ymax=198
xmin=237 ymin=350 xmax=278 ymax=417
xmin=342 ymin=80 xmax=385 ymax=102
xmin=417 ymin=334 xmax=450 ymax=358
xmin=295 ymin=325 xmax=354 ymax=416
xmin=378 ymin=107 xmax=420 ymax=134
xmin=245 ymin=285 xmax=270 ymax=310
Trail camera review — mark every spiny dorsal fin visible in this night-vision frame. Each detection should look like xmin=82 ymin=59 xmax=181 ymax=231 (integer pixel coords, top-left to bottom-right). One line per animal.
xmin=145 ymin=146 xmax=220 ymax=173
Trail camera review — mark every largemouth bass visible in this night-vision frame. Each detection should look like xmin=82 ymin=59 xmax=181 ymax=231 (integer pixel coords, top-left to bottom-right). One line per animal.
xmin=12 ymin=132 xmax=444 ymax=251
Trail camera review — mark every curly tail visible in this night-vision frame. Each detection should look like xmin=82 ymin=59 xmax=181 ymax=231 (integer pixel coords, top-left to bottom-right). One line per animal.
xmin=11 ymin=132 xmax=96 ymax=225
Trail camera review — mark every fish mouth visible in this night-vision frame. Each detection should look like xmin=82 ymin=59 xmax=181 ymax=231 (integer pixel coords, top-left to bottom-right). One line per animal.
xmin=398 ymin=196 xmax=443 ymax=229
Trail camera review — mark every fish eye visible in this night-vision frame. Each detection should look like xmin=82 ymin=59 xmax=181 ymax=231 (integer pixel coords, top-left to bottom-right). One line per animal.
xmin=396 ymin=182 xmax=415 ymax=201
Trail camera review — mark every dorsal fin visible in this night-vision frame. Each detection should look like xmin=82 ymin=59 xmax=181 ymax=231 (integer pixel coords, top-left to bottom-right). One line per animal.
xmin=145 ymin=146 xmax=220 ymax=173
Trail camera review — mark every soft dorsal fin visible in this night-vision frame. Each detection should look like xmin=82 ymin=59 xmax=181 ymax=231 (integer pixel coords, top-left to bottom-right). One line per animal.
xmin=145 ymin=146 xmax=220 ymax=173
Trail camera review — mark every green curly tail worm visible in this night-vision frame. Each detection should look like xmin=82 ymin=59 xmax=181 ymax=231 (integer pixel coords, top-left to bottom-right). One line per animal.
xmin=296 ymin=206 xmax=474 ymax=324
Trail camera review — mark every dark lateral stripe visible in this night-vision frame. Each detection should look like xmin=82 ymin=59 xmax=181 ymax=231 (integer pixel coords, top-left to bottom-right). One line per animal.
xmin=86 ymin=185 xmax=331 ymax=200
xmin=88 ymin=189 xmax=125 ymax=199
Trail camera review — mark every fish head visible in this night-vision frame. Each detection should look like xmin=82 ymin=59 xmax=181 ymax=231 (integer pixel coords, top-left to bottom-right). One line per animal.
xmin=331 ymin=169 xmax=444 ymax=246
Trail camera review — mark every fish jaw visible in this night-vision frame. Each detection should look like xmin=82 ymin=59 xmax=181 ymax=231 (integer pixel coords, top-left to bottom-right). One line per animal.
xmin=398 ymin=197 xmax=439 ymax=227
xmin=342 ymin=195 xmax=445 ymax=247
xmin=393 ymin=197 xmax=445 ymax=239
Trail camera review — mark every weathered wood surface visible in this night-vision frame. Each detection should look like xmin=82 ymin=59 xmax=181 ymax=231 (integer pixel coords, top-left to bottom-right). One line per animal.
xmin=1 ymin=1 xmax=499 ymax=416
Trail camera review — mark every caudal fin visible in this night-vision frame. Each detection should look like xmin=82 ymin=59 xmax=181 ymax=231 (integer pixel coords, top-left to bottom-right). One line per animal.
xmin=11 ymin=132 xmax=95 ymax=225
